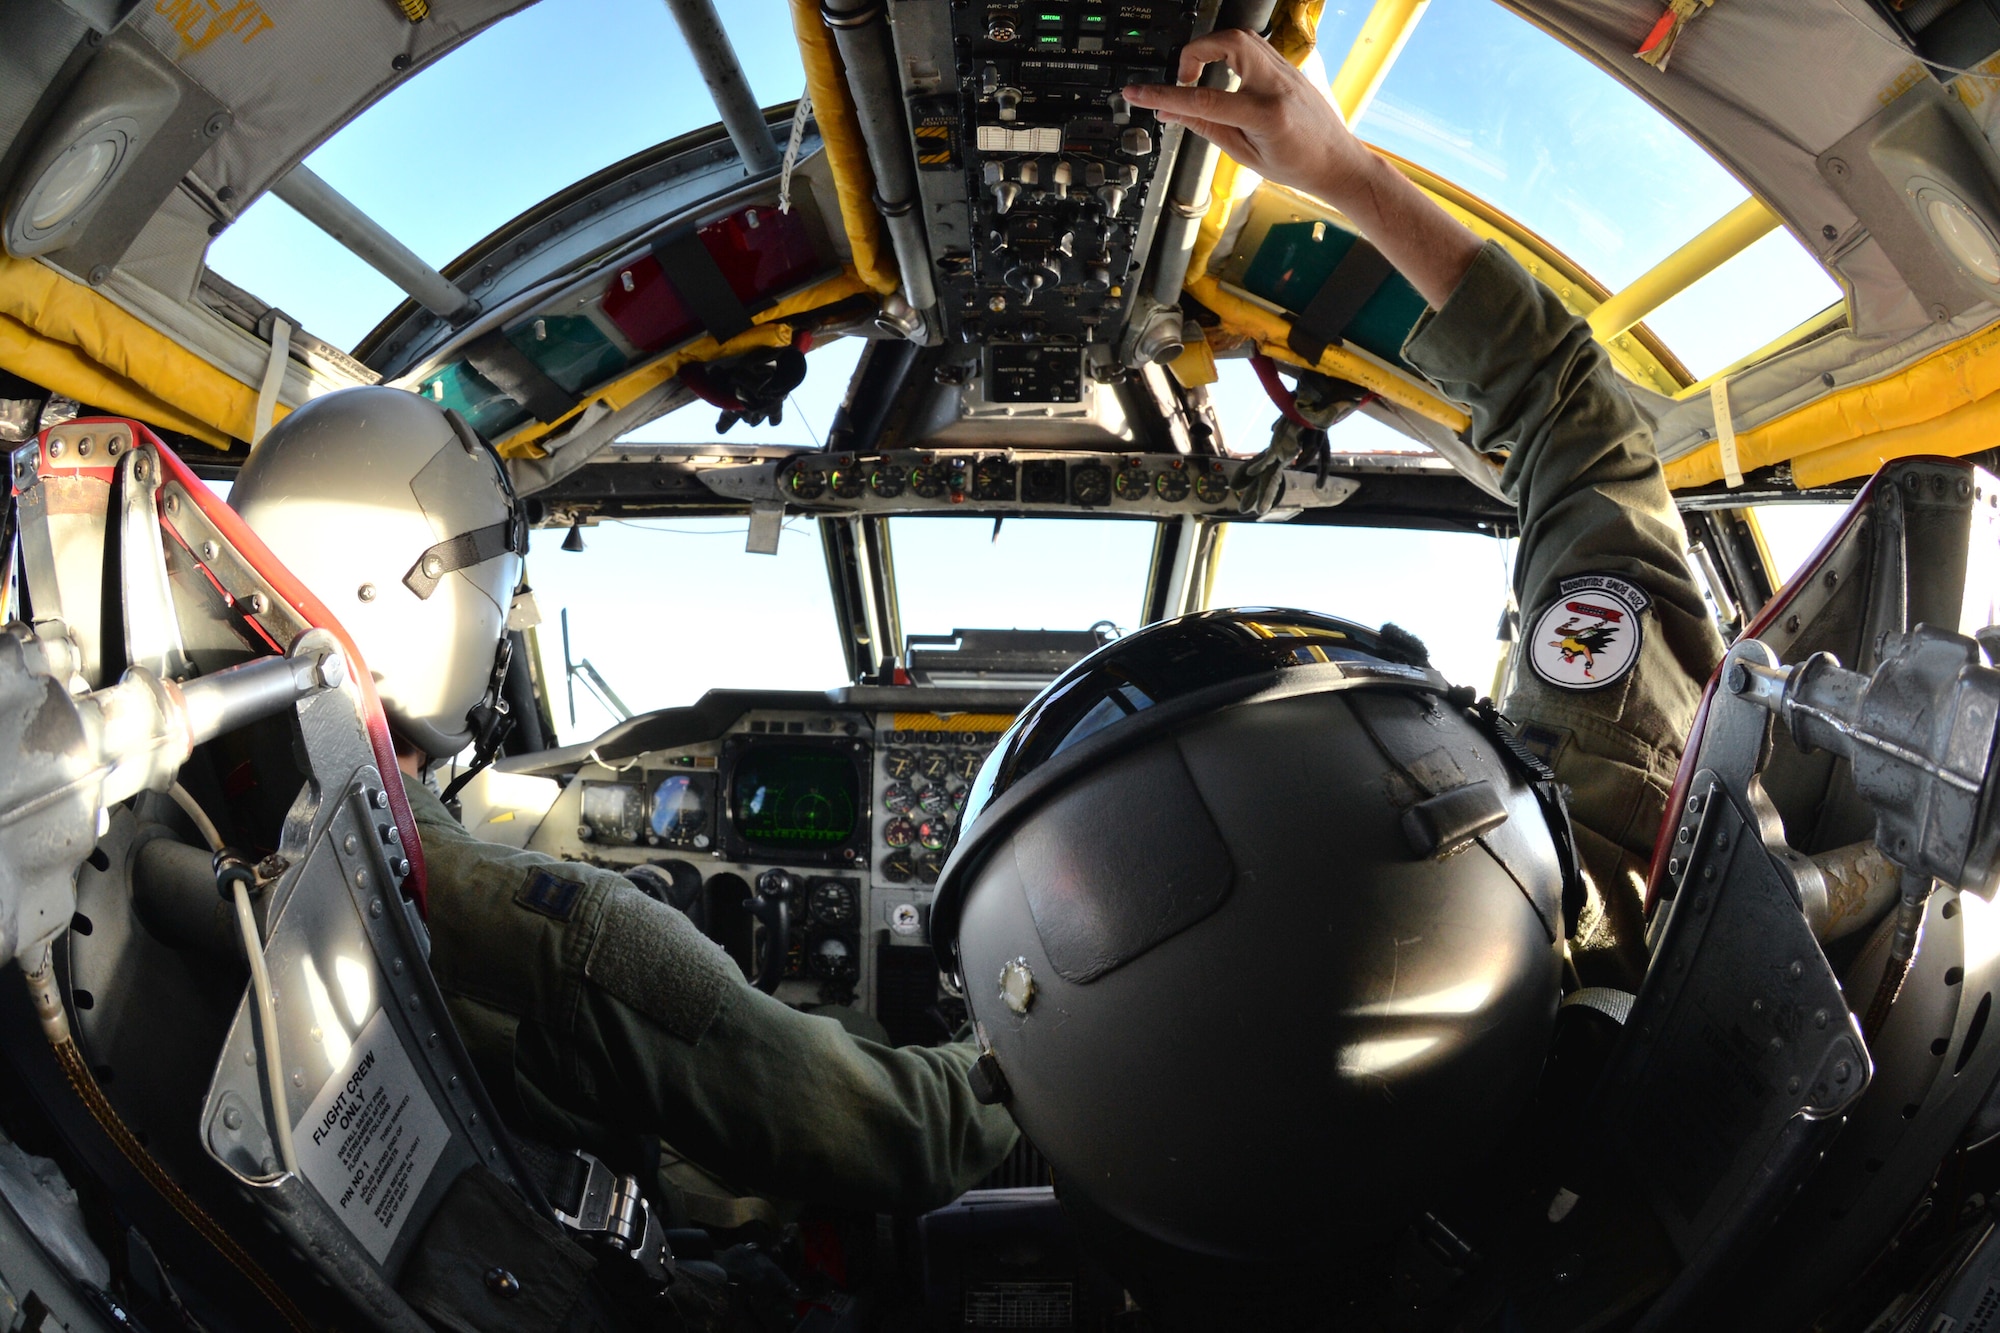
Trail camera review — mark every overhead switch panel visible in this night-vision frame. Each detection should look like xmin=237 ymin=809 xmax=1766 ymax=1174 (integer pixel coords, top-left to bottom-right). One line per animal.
xmin=897 ymin=0 xmax=1211 ymax=361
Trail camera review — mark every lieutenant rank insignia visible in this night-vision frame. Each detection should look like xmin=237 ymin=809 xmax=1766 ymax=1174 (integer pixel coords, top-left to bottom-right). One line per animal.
xmin=1527 ymin=574 xmax=1650 ymax=691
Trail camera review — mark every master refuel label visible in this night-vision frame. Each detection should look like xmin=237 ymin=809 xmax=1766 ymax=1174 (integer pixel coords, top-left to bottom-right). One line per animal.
xmin=294 ymin=1008 xmax=450 ymax=1263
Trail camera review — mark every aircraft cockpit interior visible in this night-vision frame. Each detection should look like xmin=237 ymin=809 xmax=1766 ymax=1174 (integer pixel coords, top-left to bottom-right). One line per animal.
xmin=15 ymin=0 xmax=2000 ymax=1328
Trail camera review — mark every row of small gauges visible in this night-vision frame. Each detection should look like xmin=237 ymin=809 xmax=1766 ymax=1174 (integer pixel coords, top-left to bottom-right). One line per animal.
xmin=786 ymin=452 xmax=1234 ymax=510
xmin=877 ymin=741 xmax=993 ymax=885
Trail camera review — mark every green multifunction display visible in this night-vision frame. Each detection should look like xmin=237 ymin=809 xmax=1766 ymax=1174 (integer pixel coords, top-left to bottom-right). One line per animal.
xmin=730 ymin=745 xmax=861 ymax=849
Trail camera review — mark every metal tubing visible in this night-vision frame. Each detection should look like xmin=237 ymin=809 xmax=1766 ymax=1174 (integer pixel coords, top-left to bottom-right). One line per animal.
xmin=272 ymin=166 xmax=480 ymax=322
xmin=663 ymin=0 xmax=782 ymax=175
xmin=820 ymin=0 xmax=937 ymax=315
xmin=1144 ymin=0 xmax=1280 ymax=308
xmin=1146 ymin=0 xmax=1280 ymax=310
xmin=1330 ymin=0 xmax=1431 ymax=126
xmin=175 ymin=649 xmax=327 ymax=747
xmin=1586 ymin=197 xmax=1780 ymax=343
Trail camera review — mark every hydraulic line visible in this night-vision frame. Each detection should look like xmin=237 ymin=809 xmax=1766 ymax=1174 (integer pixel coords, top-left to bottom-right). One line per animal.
xmin=1863 ymin=869 xmax=1935 ymax=1042
xmin=174 ymin=781 xmax=299 ymax=1178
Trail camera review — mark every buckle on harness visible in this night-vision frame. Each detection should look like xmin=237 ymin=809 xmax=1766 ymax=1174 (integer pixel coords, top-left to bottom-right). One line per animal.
xmin=551 ymin=1150 xmax=672 ymax=1285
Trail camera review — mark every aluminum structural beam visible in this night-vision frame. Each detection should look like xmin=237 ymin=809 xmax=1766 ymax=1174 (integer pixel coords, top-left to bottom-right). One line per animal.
xmin=1588 ymin=196 xmax=1780 ymax=343
xmin=272 ymin=165 xmax=479 ymax=322
xmin=663 ymin=0 xmax=782 ymax=176
xmin=1330 ymin=0 xmax=1430 ymax=127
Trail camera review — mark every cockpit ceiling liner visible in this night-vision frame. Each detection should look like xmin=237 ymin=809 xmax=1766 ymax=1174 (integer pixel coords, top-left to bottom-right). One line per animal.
xmin=53 ymin=0 xmax=531 ymax=303
xmin=124 ymin=0 xmax=528 ymax=207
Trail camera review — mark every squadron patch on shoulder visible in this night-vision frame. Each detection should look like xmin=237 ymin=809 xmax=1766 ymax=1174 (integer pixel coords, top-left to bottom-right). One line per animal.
xmin=1527 ymin=575 xmax=1649 ymax=691
xmin=516 ymin=868 xmax=581 ymax=921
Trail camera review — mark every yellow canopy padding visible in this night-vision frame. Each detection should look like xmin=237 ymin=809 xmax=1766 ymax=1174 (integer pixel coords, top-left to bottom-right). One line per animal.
xmin=790 ymin=0 xmax=898 ymax=298
xmin=1662 ymin=317 xmax=2000 ymax=489
xmin=493 ymin=269 xmax=874 ymax=459
xmin=0 ymin=255 xmax=269 ymax=448
xmin=1189 ymin=273 xmax=1473 ymax=431
xmin=1168 ymin=331 xmax=1218 ymax=387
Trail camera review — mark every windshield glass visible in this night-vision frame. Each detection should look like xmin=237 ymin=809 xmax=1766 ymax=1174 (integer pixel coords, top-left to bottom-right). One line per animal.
xmin=207 ymin=0 xmax=810 ymax=351
xmin=1204 ymin=520 xmax=1515 ymax=693
xmin=526 ymin=517 xmax=847 ymax=746
xmin=889 ymin=517 xmax=1159 ymax=645
xmin=1755 ymin=502 xmax=1854 ymax=589
xmin=1315 ymin=0 xmax=1840 ymax=379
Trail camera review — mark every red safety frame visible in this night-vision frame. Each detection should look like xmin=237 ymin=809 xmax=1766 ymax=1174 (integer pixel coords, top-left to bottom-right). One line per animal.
xmin=17 ymin=418 xmax=430 ymax=914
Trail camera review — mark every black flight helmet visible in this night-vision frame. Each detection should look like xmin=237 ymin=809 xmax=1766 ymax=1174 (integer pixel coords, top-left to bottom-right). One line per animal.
xmin=931 ymin=608 xmax=1576 ymax=1260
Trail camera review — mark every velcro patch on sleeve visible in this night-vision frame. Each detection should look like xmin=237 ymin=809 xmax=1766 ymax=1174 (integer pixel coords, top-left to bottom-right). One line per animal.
xmin=1527 ymin=575 xmax=1650 ymax=691
xmin=583 ymin=887 xmax=735 ymax=1043
xmin=515 ymin=869 xmax=582 ymax=922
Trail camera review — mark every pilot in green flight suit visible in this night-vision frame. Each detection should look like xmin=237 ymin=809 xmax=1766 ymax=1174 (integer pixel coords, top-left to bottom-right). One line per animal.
xmin=236 ymin=24 xmax=1721 ymax=1247
xmin=1129 ymin=31 xmax=1724 ymax=989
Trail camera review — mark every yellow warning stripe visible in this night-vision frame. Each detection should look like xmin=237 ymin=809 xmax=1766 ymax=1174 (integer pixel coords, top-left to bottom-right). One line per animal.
xmin=893 ymin=712 xmax=1016 ymax=732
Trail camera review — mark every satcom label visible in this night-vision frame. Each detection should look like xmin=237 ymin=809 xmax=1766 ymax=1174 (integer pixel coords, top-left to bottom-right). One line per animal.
xmin=294 ymin=1007 xmax=450 ymax=1263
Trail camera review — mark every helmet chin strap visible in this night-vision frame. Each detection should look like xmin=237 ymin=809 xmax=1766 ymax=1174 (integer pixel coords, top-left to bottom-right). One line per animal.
xmin=441 ymin=633 xmax=516 ymax=804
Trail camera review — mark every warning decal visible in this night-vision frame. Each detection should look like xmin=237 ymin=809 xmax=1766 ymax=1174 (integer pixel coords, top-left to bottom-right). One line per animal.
xmin=294 ymin=1008 xmax=451 ymax=1263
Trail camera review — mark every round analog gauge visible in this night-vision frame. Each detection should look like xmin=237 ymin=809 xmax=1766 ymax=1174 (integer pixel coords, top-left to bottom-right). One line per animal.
xmin=950 ymin=785 xmax=969 ymax=811
xmin=910 ymin=462 xmax=949 ymax=499
xmin=883 ymin=749 xmax=917 ymax=781
xmin=831 ymin=465 xmax=866 ymax=500
xmin=884 ymin=817 xmax=917 ymax=848
xmin=917 ymin=818 xmax=952 ymax=852
xmin=919 ymin=751 xmax=952 ymax=784
xmin=1194 ymin=461 xmax=1230 ymax=505
xmin=881 ymin=849 xmax=916 ymax=883
xmin=914 ymin=853 xmax=942 ymax=886
xmin=973 ymin=457 xmax=1016 ymax=500
xmin=869 ymin=465 xmax=906 ymax=499
xmin=787 ymin=466 xmax=827 ymax=500
xmin=810 ymin=880 xmax=856 ymax=925
xmin=1154 ymin=463 xmax=1191 ymax=502
xmin=918 ymin=787 xmax=956 ymax=816
xmin=882 ymin=783 xmax=919 ymax=816
xmin=1114 ymin=460 xmax=1151 ymax=501
xmin=952 ymin=749 xmax=985 ymax=781
xmin=1071 ymin=462 xmax=1112 ymax=507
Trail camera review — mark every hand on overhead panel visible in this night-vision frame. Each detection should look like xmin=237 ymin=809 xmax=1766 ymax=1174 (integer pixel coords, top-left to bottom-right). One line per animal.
xmin=1122 ymin=29 xmax=1484 ymax=308
xmin=1120 ymin=29 xmax=1375 ymax=213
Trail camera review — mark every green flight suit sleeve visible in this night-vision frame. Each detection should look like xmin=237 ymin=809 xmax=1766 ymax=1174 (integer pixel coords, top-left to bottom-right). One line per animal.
xmin=1401 ymin=241 xmax=1726 ymax=985
xmin=400 ymin=776 xmax=1019 ymax=1214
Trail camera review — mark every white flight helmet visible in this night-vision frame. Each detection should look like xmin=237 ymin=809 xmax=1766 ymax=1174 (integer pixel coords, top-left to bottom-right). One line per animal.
xmin=232 ymin=385 xmax=525 ymax=758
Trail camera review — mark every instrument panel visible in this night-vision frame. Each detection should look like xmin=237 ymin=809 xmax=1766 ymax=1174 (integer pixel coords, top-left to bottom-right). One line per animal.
xmin=784 ymin=449 xmax=1240 ymax=514
xmin=903 ymin=0 xmax=1209 ymax=353
xmin=500 ymin=702 xmax=1020 ymax=1044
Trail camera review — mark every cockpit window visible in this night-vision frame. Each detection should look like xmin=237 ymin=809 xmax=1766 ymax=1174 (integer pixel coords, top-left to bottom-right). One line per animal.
xmin=205 ymin=0 xmax=810 ymax=350
xmin=888 ymin=517 xmax=1158 ymax=648
xmin=1754 ymin=503 xmax=1854 ymax=590
xmin=1315 ymin=0 xmax=1839 ymax=380
xmin=525 ymin=517 xmax=847 ymax=745
xmin=1202 ymin=520 xmax=1514 ymax=695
